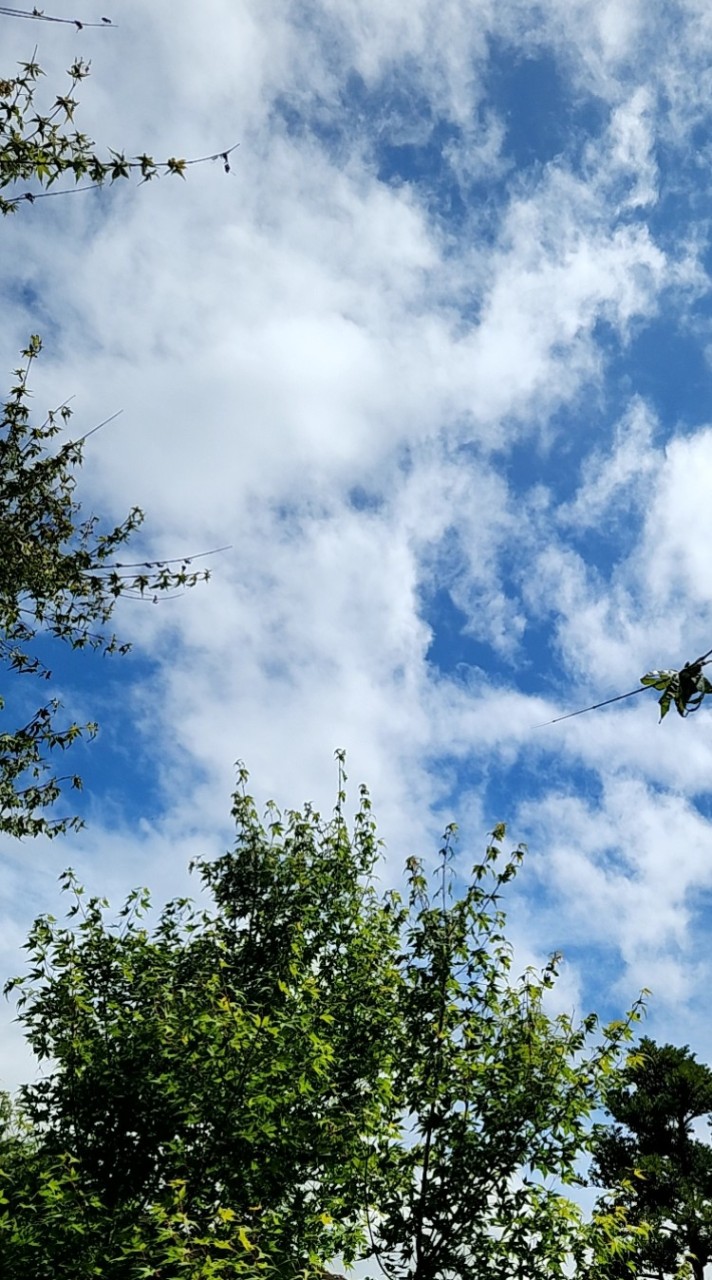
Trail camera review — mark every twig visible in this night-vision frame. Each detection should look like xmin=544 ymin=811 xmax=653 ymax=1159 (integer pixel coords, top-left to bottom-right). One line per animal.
xmin=177 ymin=142 xmax=239 ymax=170
xmin=75 ymin=409 xmax=122 ymax=444
xmin=17 ymin=183 xmax=104 ymax=205
xmin=0 ymin=6 xmax=114 ymax=27
xmin=533 ymin=646 xmax=712 ymax=729
xmin=110 ymin=546 xmax=232 ymax=569
xmin=533 ymin=686 xmax=648 ymax=729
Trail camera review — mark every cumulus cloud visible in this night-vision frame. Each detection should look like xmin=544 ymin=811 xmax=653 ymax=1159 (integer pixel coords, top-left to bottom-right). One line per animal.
xmin=516 ymin=777 xmax=712 ymax=1006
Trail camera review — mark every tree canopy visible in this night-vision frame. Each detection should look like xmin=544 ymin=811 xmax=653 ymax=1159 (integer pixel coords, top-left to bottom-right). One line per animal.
xmin=0 ymin=761 xmax=645 ymax=1278
xmin=591 ymin=1037 xmax=712 ymax=1280
xmin=0 ymin=24 xmax=237 ymax=838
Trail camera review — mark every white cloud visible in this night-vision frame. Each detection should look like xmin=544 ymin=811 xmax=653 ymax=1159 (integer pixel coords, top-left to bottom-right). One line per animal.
xmin=559 ymin=396 xmax=659 ymax=528
xmin=605 ymin=87 xmax=659 ymax=208
xmin=515 ymin=778 xmax=712 ymax=1002
xmin=637 ymin=428 xmax=712 ymax=614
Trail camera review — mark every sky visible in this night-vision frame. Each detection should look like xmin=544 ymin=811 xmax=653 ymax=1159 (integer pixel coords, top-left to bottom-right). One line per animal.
xmin=3 ymin=0 xmax=712 ymax=1102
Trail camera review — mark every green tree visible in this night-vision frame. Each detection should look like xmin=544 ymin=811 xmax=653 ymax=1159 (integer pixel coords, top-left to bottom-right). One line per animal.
xmin=0 ymin=336 xmax=212 ymax=838
xmin=0 ymin=19 xmax=235 ymax=837
xmin=0 ymin=763 xmax=644 ymax=1278
xmin=363 ymin=824 xmax=645 ymax=1280
xmin=0 ymin=47 xmax=237 ymax=215
xmin=591 ymin=1037 xmax=712 ymax=1280
xmin=0 ymin=762 xmax=402 ymax=1278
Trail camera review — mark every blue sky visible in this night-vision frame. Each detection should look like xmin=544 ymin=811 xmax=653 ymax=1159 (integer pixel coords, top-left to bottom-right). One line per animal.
xmin=4 ymin=0 xmax=712 ymax=1091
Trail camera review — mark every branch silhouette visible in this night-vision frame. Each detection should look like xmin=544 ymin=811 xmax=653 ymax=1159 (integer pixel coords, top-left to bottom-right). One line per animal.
xmin=534 ymin=648 xmax=712 ymax=728
xmin=533 ymin=686 xmax=647 ymax=729
xmin=0 ymin=6 xmax=114 ymax=27
xmin=9 ymin=144 xmax=240 ymax=210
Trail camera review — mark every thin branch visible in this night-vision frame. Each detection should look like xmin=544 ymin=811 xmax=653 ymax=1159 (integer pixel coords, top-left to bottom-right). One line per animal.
xmin=39 ymin=394 xmax=75 ymax=432
xmin=5 ymin=144 xmax=239 ymax=209
xmin=112 ymin=590 xmax=189 ymax=602
xmin=110 ymin=546 xmax=232 ymax=569
xmin=16 ymin=183 xmax=104 ymax=205
xmin=533 ymin=647 xmax=712 ymax=729
xmin=0 ymin=6 xmax=114 ymax=27
xmin=363 ymin=1192 xmax=398 ymax=1280
xmin=177 ymin=142 xmax=240 ymax=170
xmin=74 ymin=409 xmax=122 ymax=444
xmin=533 ymin=686 xmax=648 ymax=729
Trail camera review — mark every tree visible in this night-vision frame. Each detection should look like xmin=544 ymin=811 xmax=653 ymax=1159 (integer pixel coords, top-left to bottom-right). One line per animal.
xmin=0 ymin=20 xmax=236 ymax=837
xmin=591 ymin=1037 xmax=712 ymax=1280
xmin=0 ymin=761 xmax=644 ymax=1278
xmin=362 ymin=824 xmax=645 ymax=1280
xmin=1 ymin=761 xmax=402 ymax=1277
xmin=0 ymin=336 xmax=213 ymax=838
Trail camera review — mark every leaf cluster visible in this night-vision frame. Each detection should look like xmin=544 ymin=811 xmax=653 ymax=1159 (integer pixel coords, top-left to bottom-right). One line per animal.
xmin=0 ymin=56 xmax=237 ymax=214
xmin=640 ymin=661 xmax=712 ymax=720
xmin=366 ymin=825 xmax=645 ymax=1280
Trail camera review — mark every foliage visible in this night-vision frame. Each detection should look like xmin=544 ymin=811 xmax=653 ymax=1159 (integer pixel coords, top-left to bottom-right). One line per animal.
xmin=539 ymin=650 xmax=712 ymax=729
xmin=0 ymin=52 xmax=236 ymax=215
xmin=0 ymin=336 xmax=210 ymax=838
xmin=362 ymin=822 xmax=646 ymax=1280
xmin=0 ymin=22 xmax=234 ymax=836
xmin=0 ymin=760 xmax=402 ymax=1278
xmin=591 ymin=1037 xmax=712 ymax=1280
xmin=0 ymin=762 xmax=645 ymax=1278
xmin=640 ymin=656 xmax=712 ymax=720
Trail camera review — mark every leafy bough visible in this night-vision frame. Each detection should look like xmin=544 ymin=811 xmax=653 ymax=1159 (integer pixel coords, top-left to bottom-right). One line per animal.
xmin=537 ymin=649 xmax=712 ymax=728
xmin=0 ymin=336 xmax=225 ymax=838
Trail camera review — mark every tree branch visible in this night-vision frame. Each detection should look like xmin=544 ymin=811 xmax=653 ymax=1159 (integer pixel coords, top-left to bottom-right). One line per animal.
xmin=0 ymin=6 xmax=114 ymax=28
